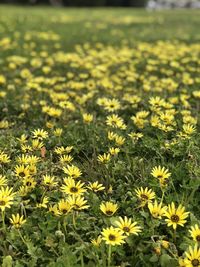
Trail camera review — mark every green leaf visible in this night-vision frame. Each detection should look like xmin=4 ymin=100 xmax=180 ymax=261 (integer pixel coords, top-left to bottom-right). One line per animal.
xmin=149 ymin=254 xmax=158 ymax=263
xmin=160 ymin=254 xmax=177 ymax=267
xmin=2 ymin=256 xmax=13 ymax=267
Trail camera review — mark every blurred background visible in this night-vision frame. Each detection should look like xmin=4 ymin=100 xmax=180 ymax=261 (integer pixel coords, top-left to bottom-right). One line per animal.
xmin=1 ymin=0 xmax=200 ymax=8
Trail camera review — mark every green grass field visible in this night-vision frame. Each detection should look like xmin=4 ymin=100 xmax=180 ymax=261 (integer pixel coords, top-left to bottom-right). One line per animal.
xmin=0 ymin=6 xmax=200 ymax=267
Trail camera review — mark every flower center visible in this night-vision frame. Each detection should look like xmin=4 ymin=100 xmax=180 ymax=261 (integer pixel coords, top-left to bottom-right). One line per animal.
xmin=171 ymin=214 xmax=179 ymax=222
xmin=108 ymin=234 xmax=116 ymax=241
xmin=140 ymin=194 xmax=148 ymax=200
xmin=26 ymin=182 xmax=32 ymax=186
xmin=106 ymin=210 xmax=113 ymax=216
xmin=123 ymin=226 xmax=130 ymax=232
xmin=70 ymin=187 xmax=78 ymax=193
xmin=196 ymin=235 xmax=200 ymax=242
xmin=19 ymin=172 xmax=26 ymax=177
xmin=157 ymin=175 xmax=163 ymax=179
xmin=192 ymin=259 xmax=200 ymax=266
xmin=0 ymin=200 xmax=6 ymax=206
xmin=61 ymin=209 xmax=68 ymax=214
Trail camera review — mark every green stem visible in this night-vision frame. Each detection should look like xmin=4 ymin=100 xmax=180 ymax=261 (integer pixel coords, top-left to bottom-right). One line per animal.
xmin=161 ymin=190 xmax=165 ymax=203
xmin=72 ymin=211 xmax=76 ymax=229
xmin=173 ymin=229 xmax=176 ymax=244
xmin=18 ymin=229 xmax=27 ymax=245
xmin=1 ymin=210 xmax=6 ymax=231
xmin=108 ymin=245 xmax=112 ymax=267
xmin=80 ymin=251 xmax=84 ymax=267
xmin=63 ymin=216 xmax=67 ymax=238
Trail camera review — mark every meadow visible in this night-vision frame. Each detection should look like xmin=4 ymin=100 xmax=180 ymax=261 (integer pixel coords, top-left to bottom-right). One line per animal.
xmin=0 ymin=5 xmax=200 ymax=267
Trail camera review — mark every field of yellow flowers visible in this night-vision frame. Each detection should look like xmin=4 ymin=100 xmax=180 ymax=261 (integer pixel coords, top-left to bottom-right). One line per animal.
xmin=0 ymin=5 xmax=200 ymax=267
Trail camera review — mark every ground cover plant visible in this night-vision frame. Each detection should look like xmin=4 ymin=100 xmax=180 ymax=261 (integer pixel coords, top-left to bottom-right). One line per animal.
xmin=0 ymin=5 xmax=200 ymax=267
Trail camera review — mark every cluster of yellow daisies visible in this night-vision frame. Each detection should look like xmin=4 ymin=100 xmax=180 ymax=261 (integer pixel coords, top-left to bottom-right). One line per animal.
xmin=0 ymin=8 xmax=200 ymax=267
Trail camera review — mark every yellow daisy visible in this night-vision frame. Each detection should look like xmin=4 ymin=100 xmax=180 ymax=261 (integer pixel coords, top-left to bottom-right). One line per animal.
xmin=61 ymin=178 xmax=86 ymax=195
xmin=14 ymin=164 xmax=30 ymax=178
xmin=114 ymin=216 xmax=142 ymax=236
xmin=0 ymin=187 xmax=15 ymax=211
xmin=151 ymin=166 xmax=171 ymax=180
xmin=63 ymin=165 xmax=82 ymax=179
xmin=164 ymin=202 xmax=189 ymax=230
xmin=135 ymin=187 xmax=156 ymax=207
xmin=67 ymin=195 xmax=89 ymax=211
xmin=10 ymin=213 xmax=26 ymax=228
xmin=101 ymin=226 xmax=126 ymax=246
xmin=100 ymin=201 xmax=118 ymax=216
xmin=189 ymin=225 xmax=200 ymax=243
xmin=148 ymin=200 xmax=167 ymax=219
xmin=184 ymin=245 xmax=200 ymax=267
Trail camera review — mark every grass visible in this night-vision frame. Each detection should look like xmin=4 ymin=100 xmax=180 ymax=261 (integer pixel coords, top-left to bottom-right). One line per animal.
xmin=0 ymin=5 xmax=200 ymax=267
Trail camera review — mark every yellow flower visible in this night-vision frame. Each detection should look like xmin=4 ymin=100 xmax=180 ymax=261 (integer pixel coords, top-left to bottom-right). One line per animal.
xmin=28 ymin=164 xmax=37 ymax=176
xmin=101 ymin=226 xmax=126 ymax=246
xmin=36 ymin=196 xmax=49 ymax=208
xmin=0 ymin=120 xmax=9 ymax=129
xmin=83 ymin=113 xmax=93 ymax=123
xmin=178 ymin=124 xmax=196 ymax=139
xmin=16 ymin=134 xmax=28 ymax=144
xmin=28 ymin=155 xmax=40 ymax=165
xmin=148 ymin=200 xmax=167 ymax=219
xmin=22 ymin=177 xmax=36 ymax=189
xmin=87 ymin=181 xmax=105 ymax=192
xmin=164 ymin=202 xmax=189 ymax=230
xmin=63 ymin=165 xmax=82 ymax=179
xmin=91 ymin=235 xmax=102 ymax=246
xmin=135 ymin=187 xmax=156 ymax=207
xmin=10 ymin=213 xmax=26 ymax=228
xmin=15 ymin=164 xmax=30 ymax=178
xmin=149 ymin=96 xmax=165 ymax=109
xmin=109 ymin=147 xmax=120 ymax=156
xmin=56 ymin=199 xmax=71 ymax=215
xmin=128 ymin=132 xmax=143 ymax=141
xmin=114 ymin=216 xmax=142 ymax=236
xmin=16 ymin=155 xmax=40 ymax=165
xmin=31 ymin=139 xmax=44 ymax=150
xmin=189 ymin=225 xmax=200 ymax=243
xmin=97 ymin=153 xmax=111 ymax=164
xmin=161 ymin=240 xmax=170 ymax=249
xmin=0 ymin=187 xmax=15 ymax=211
xmin=0 ymin=74 xmax=6 ymax=84
xmin=184 ymin=245 xmax=200 ymax=267
xmin=0 ymin=175 xmax=7 ymax=187
xmin=104 ymin=98 xmax=121 ymax=112
xmin=100 ymin=201 xmax=118 ymax=216
xmin=67 ymin=195 xmax=89 ymax=211
xmin=42 ymin=175 xmax=58 ymax=188
xmin=53 ymin=128 xmax=63 ymax=137
xmin=17 ymin=186 xmax=30 ymax=197
xmin=106 ymin=114 xmax=126 ymax=130
xmin=183 ymin=124 xmax=196 ymax=135
xmin=32 ymin=129 xmax=48 ymax=140
xmin=151 ymin=166 xmax=171 ymax=180
xmin=59 ymin=155 xmax=73 ymax=165
xmin=21 ymin=144 xmax=32 ymax=153
xmin=179 ymin=257 xmax=186 ymax=267
xmin=61 ymin=178 xmax=86 ymax=195
xmin=49 ymin=204 xmax=60 ymax=216
xmin=54 ymin=146 xmax=73 ymax=155
xmin=107 ymin=131 xmax=117 ymax=141
xmin=0 ymin=151 xmax=10 ymax=164
xmin=114 ymin=135 xmax=125 ymax=146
